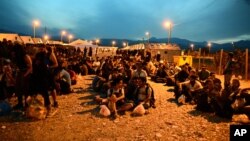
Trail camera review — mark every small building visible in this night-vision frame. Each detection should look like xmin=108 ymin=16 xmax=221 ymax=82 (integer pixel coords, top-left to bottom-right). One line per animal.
xmin=20 ymin=36 xmax=34 ymax=44
xmin=0 ymin=33 xmax=23 ymax=43
xmin=145 ymin=43 xmax=181 ymax=62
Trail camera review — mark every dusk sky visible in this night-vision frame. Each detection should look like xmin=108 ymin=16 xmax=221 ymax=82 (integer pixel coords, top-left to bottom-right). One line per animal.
xmin=0 ymin=0 xmax=250 ymax=43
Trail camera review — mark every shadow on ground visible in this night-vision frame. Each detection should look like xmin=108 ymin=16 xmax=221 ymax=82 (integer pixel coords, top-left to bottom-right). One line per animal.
xmin=188 ymin=109 xmax=231 ymax=123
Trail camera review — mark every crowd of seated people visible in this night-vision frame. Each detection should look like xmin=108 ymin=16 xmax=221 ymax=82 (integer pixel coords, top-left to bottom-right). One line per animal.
xmin=169 ymin=63 xmax=250 ymax=119
xmin=1 ymin=39 xmax=249 ymax=121
xmin=119 ymin=49 xmax=250 ymax=120
xmin=92 ymin=56 xmax=156 ymax=118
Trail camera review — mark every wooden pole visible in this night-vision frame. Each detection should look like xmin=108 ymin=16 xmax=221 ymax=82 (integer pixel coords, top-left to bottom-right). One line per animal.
xmin=246 ymin=48 xmax=248 ymax=81
xmin=219 ymin=49 xmax=223 ymax=75
xmin=198 ymin=48 xmax=201 ymax=70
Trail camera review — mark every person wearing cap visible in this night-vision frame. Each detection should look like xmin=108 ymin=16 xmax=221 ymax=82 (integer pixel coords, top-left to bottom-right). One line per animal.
xmin=178 ymin=74 xmax=203 ymax=103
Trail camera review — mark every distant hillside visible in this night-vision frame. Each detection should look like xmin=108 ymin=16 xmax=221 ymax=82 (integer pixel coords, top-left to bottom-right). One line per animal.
xmin=99 ymin=37 xmax=250 ymax=52
xmin=0 ymin=29 xmax=31 ymax=36
xmin=0 ymin=29 xmax=15 ymax=34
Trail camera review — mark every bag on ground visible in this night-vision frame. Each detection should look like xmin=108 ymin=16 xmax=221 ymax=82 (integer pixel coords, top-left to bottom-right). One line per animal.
xmin=99 ymin=105 xmax=111 ymax=117
xmin=132 ymin=104 xmax=146 ymax=116
xmin=26 ymin=96 xmax=47 ymax=120
xmin=0 ymin=101 xmax=12 ymax=116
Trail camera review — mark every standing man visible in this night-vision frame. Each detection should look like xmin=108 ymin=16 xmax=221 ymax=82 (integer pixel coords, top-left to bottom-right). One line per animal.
xmin=11 ymin=44 xmax=33 ymax=109
xmin=223 ymin=52 xmax=236 ymax=89
xmin=83 ymin=47 xmax=87 ymax=58
xmin=88 ymin=47 xmax=93 ymax=57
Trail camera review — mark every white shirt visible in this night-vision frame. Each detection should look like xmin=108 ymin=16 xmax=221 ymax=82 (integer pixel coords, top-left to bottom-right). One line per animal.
xmin=181 ymin=80 xmax=203 ymax=92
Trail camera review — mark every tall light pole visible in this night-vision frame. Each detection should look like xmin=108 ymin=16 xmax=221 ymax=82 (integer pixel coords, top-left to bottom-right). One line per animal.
xmin=164 ymin=21 xmax=172 ymax=44
xmin=145 ymin=31 xmax=150 ymax=43
xmin=190 ymin=44 xmax=194 ymax=51
xmin=61 ymin=30 xmax=66 ymax=43
xmin=207 ymin=42 xmax=212 ymax=55
xmin=33 ymin=20 xmax=40 ymax=38
xmin=123 ymin=42 xmax=127 ymax=47
xmin=68 ymin=34 xmax=73 ymax=43
xmin=96 ymin=39 xmax=100 ymax=45
xmin=44 ymin=34 xmax=49 ymax=44
xmin=112 ymin=41 xmax=116 ymax=47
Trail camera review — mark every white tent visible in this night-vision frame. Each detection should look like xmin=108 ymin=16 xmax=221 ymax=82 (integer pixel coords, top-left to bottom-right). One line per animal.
xmin=0 ymin=33 xmax=23 ymax=43
xmin=120 ymin=43 xmax=145 ymax=50
xmin=32 ymin=38 xmax=44 ymax=44
xmin=20 ymin=36 xmax=34 ymax=44
xmin=69 ymin=39 xmax=97 ymax=50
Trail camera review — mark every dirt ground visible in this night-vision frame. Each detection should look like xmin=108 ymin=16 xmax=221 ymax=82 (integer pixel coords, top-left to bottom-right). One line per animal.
xmin=0 ymin=75 xmax=249 ymax=141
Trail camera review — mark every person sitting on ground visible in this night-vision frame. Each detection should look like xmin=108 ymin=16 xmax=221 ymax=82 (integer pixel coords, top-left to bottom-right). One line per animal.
xmin=1 ymin=59 xmax=15 ymax=100
xmin=83 ymin=57 xmax=95 ymax=74
xmin=66 ymin=66 xmax=77 ymax=85
xmin=131 ymin=62 xmax=147 ymax=80
xmin=196 ymin=79 xmax=214 ymax=112
xmin=189 ymin=69 xmax=197 ymax=78
xmin=198 ymin=65 xmax=210 ymax=84
xmin=178 ymin=75 xmax=203 ymax=104
xmin=117 ymin=77 xmax=139 ymax=113
xmin=174 ymin=65 xmax=190 ymax=100
xmin=146 ymin=60 xmax=156 ymax=76
xmin=55 ymin=67 xmax=72 ymax=94
xmin=92 ymin=57 xmax=101 ymax=73
xmin=108 ymin=68 xmax=122 ymax=81
xmin=208 ymin=72 xmax=222 ymax=92
xmin=106 ymin=77 xmax=125 ymax=118
xmin=97 ymin=68 xmax=121 ymax=95
xmin=232 ymin=88 xmax=250 ymax=118
xmin=92 ymin=69 xmax=106 ymax=92
xmin=212 ymin=79 xmax=241 ymax=118
xmin=151 ymin=63 xmax=168 ymax=83
xmin=133 ymin=77 xmax=155 ymax=109
xmin=175 ymin=65 xmax=190 ymax=83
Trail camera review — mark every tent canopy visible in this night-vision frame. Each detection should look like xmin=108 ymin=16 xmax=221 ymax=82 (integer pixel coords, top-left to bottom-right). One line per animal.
xmin=69 ymin=39 xmax=97 ymax=50
xmin=146 ymin=43 xmax=181 ymax=50
xmin=69 ymin=39 xmax=93 ymax=46
xmin=0 ymin=33 xmax=23 ymax=43
xmin=20 ymin=36 xmax=34 ymax=44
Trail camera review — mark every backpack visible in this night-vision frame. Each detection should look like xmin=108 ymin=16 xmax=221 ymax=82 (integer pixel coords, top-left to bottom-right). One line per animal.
xmin=135 ymin=83 xmax=156 ymax=108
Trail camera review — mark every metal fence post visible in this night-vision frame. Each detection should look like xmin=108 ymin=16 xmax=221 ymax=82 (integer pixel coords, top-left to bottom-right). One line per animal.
xmin=246 ymin=48 xmax=248 ymax=81
xmin=219 ymin=49 xmax=223 ymax=75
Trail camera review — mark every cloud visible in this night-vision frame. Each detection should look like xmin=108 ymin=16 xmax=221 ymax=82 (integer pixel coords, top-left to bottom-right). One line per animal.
xmin=0 ymin=0 xmax=249 ymax=42
xmin=212 ymin=34 xmax=250 ymax=43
